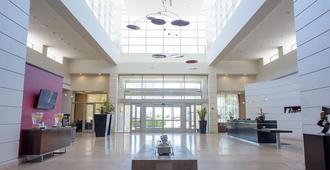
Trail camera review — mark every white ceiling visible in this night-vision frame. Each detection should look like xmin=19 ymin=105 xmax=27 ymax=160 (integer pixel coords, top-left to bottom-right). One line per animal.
xmin=29 ymin=0 xmax=103 ymax=60
xmin=223 ymin=0 xmax=296 ymax=61
xmin=123 ymin=0 xmax=204 ymax=16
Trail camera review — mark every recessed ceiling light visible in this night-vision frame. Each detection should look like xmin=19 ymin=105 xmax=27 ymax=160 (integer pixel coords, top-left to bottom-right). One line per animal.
xmin=185 ymin=60 xmax=198 ymax=64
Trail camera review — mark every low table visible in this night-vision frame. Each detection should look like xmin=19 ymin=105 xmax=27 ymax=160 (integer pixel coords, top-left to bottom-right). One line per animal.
xmin=132 ymin=145 xmax=197 ymax=170
xmin=258 ymin=128 xmax=293 ymax=149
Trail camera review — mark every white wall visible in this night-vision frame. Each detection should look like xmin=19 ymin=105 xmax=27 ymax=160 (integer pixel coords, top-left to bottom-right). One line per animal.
xmin=68 ymin=59 xmax=259 ymax=75
xmin=70 ymin=74 xmax=109 ymax=92
xmin=218 ymin=75 xmax=256 ymax=92
xmin=245 ymin=74 xmax=302 ymax=140
xmin=293 ymin=0 xmax=330 ymax=135
xmin=26 ymin=48 xmax=71 ymax=89
xmin=0 ymin=0 xmax=29 ymax=166
xmin=257 ymin=50 xmax=298 ymax=81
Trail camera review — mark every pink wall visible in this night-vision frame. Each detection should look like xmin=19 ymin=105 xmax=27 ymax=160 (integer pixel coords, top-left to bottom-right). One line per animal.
xmin=21 ymin=63 xmax=63 ymax=129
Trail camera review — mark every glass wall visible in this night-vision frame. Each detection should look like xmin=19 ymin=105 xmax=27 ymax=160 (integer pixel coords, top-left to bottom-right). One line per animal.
xmin=116 ymin=75 xmax=208 ymax=132
xmin=217 ymin=93 xmax=239 ymax=122
xmin=85 ymin=0 xmax=122 ymax=43
xmin=120 ymin=13 xmax=206 ymax=54
xmin=203 ymin=0 xmax=241 ymax=44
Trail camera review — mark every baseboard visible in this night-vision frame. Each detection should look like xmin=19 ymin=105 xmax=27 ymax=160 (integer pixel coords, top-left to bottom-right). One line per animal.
xmin=0 ymin=159 xmax=19 ymax=170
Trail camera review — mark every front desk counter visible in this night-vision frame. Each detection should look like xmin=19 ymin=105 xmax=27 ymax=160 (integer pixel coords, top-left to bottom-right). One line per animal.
xmin=227 ymin=120 xmax=277 ymax=143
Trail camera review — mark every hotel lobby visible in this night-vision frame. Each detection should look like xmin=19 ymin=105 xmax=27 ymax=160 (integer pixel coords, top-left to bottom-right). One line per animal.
xmin=0 ymin=0 xmax=329 ymax=170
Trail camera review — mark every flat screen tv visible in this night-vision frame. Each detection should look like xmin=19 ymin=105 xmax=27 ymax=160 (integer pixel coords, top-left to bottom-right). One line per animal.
xmin=36 ymin=89 xmax=57 ymax=110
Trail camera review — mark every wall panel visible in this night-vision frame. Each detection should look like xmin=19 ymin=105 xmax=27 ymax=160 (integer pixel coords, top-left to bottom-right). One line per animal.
xmin=0 ymin=0 xmax=29 ymax=165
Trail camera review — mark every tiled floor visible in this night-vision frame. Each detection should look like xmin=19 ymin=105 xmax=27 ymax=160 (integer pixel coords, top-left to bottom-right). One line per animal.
xmin=8 ymin=133 xmax=305 ymax=170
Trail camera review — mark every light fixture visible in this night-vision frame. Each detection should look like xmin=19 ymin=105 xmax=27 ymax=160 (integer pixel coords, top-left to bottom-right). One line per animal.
xmin=126 ymin=0 xmax=190 ymax=30
xmin=152 ymin=54 xmax=167 ymax=59
xmin=185 ymin=60 xmax=198 ymax=64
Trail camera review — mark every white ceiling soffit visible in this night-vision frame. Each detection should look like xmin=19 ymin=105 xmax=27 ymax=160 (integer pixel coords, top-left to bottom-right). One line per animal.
xmin=223 ymin=0 xmax=296 ymax=61
xmin=124 ymin=0 xmax=204 ymax=16
xmin=210 ymin=0 xmax=284 ymax=65
xmin=29 ymin=0 xmax=103 ymax=60
xmin=44 ymin=0 xmax=118 ymax=65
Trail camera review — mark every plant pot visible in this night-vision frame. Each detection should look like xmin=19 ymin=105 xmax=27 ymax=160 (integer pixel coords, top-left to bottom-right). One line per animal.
xmin=94 ymin=114 xmax=112 ymax=137
xmin=199 ymin=120 xmax=207 ymax=134
xmin=71 ymin=127 xmax=77 ymax=142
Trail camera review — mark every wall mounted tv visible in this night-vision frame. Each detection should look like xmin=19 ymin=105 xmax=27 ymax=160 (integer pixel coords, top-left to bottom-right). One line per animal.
xmin=36 ymin=89 xmax=57 ymax=110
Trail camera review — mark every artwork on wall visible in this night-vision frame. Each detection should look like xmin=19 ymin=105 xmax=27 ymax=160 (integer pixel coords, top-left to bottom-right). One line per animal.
xmin=284 ymin=106 xmax=301 ymax=113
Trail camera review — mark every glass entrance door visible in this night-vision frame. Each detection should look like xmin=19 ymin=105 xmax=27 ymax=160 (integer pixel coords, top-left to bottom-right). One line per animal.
xmin=143 ymin=105 xmax=182 ymax=132
xmin=83 ymin=103 xmax=95 ymax=132
xmin=131 ymin=104 xmax=141 ymax=132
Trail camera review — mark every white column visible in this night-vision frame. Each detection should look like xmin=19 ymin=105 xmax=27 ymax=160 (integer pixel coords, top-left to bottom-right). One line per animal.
xmin=109 ymin=73 xmax=118 ymax=132
xmin=208 ymin=70 xmax=218 ymax=133
xmin=0 ymin=0 xmax=30 ymax=166
xmin=293 ymin=0 xmax=330 ymax=135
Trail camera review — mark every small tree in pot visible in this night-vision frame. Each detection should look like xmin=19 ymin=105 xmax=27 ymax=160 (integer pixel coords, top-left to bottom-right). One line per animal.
xmin=94 ymin=100 xmax=115 ymax=137
xmin=197 ymin=107 xmax=208 ymax=134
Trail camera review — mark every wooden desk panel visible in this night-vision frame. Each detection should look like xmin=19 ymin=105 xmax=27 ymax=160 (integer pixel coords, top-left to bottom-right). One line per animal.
xmin=20 ymin=128 xmax=71 ymax=156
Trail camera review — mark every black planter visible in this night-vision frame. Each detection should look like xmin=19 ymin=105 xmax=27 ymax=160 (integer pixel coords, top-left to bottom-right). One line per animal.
xmin=199 ymin=120 xmax=207 ymax=134
xmin=94 ymin=114 xmax=112 ymax=137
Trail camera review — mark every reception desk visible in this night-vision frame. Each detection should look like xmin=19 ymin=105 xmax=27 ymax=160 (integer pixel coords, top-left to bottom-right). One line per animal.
xmin=227 ymin=120 xmax=277 ymax=143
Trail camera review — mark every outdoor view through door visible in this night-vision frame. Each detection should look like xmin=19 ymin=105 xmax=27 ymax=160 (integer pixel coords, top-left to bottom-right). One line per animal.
xmin=117 ymin=75 xmax=208 ymax=132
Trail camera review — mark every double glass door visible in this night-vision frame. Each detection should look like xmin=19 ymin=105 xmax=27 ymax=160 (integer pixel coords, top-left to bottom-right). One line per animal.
xmin=118 ymin=103 xmax=204 ymax=133
xmin=144 ymin=106 xmax=182 ymax=132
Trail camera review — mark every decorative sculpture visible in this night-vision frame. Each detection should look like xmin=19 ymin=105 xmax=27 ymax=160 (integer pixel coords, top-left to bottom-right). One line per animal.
xmin=317 ymin=107 xmax=330 ymax=134
xmin=156 ymin=135 xmax=173 ymax=156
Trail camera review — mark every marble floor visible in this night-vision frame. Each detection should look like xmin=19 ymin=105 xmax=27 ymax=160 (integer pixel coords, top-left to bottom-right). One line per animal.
xmin=8 ymin=133 xmax=305 ymax=170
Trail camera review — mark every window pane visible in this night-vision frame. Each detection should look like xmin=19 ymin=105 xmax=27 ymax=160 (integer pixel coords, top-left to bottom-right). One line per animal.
xmin=164 ymin=107 xmax=172 ymax=120
xmin=174 ymin=107 xmax=180 ymax=120
xmin=182 ymin=31 xmax=198 ymax=37
xmin=147 ymin=30 xmax=163 ymax=37
xmin=182 ymin=46 xmax=198 ymax=53
xmin=173 ymin=121 xmax=181 ymax=128
xmin=129 ymin=46 xmax=145 ymax=53
xmin=164 ymin=121 xmax=172 ymax=128
xmin=129 ymin=38 xmax=145 ymax=45
xmin=129 ymin=30 xmax=145 ymax=37
xmin=182 ymin=38 xmax=198 ymax=45
xmin=164 ymin=46 xmax=180 ymax=53
xmin=146 ymin=46 xmax=163 ymax=53
xmin=146 ymin=38 xmax=163 ymax=45
xmin=164 ymin=38 xmax=180 ymax=45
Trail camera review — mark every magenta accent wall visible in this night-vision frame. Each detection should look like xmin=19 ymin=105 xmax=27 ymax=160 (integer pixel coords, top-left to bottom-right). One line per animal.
xmin=20 ymin=63 xmax=63 ymax=129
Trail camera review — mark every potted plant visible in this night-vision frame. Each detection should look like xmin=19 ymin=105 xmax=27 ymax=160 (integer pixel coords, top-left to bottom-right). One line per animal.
xmin=94 ymin=100 xmax=115 ymax=137
xmin=197 ymin=107 xmax=208 ymax=134
xmin=256 ymin=108 xmax=266 ymax=122
xmin=69 ymin=122 xmax=77 ymax=142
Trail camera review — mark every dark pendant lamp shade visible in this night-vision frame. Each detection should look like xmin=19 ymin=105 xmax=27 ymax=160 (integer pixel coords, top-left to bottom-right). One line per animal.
xmin=151 ymin=18 xmax=166 ymax=25
xmin=185 ymin=59 xmax=198 ymax=64
xmin=127 ymin=24 xmax=140 ymax=30
xmin=152 ymin=54 xmax=167 ymax=59
xmin=171 ymin=19 xmax=190 ymax=26
xmin=146 ymin=16 xmax=155 ymax=20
